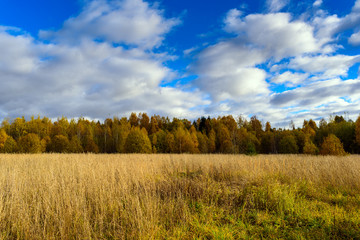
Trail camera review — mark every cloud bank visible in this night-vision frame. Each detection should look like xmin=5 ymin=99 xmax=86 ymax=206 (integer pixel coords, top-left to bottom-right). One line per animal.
xmin=0 ymin=0 xmax=205 ymax=120
xmin=0 ymin=0 xmax=360 ymax=127
xmin=190 ymin=0 xmax=360 ymax=126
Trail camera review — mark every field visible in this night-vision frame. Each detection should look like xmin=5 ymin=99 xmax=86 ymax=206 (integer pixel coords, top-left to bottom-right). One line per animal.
xmin=0 ymin=154 xmax=359 ymax=239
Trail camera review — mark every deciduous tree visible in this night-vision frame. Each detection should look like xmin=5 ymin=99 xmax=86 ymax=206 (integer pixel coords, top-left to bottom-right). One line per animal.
xmin=18 ymin=133 xmax=42 ymax=153
xmin=320 ymin=134 xmax=346 ymax=156
xmin=125 ymin=127 xmax=152 ymax=153
xmin=278 ymin=133 xmax=299 ymax=154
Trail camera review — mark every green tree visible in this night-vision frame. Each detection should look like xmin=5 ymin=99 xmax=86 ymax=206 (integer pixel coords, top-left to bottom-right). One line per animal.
xmin=355 ymin=116 xmax=360 ymax=148
xmin=235 ymin=128 xmax=260 ymax=154
xmin=125 ymin=127 xmax=152 ymax=153
xmin=154 ymin=130 xmax=167 ymax=153
xmin=261 ymin=131 xmax=275 ymax=154
xmin=320 ymin=134 xmax=346 ymax=156
xmin=278 ymin=134 xmax=299 ymax=154
xmin=333 ymin=120 xmax=356 ymax=153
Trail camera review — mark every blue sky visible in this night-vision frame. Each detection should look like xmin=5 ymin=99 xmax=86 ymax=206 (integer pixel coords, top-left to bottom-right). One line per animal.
xmin=0 ymin=0 xmax=360 ymax=127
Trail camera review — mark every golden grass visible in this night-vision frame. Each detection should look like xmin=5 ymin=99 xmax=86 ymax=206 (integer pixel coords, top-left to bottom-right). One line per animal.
xmin=0 ymin=154 xmax=359 ymax=239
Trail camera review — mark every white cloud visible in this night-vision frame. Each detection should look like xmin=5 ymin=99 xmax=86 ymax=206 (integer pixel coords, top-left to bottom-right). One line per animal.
xmin=191 ymin=40 xmax=269 ymax=102
xmin=0 ymin=29 xmax=40 ymax=74
xmin=39 ymin=0 xmax=180 ymax=49
xmin=191 ymin=3 xmax=360 ymax=124
xmin=224 ymin=11 xmax=320 ymax=59
xmin=349 ymin=31 xmax=360 ymax=45
xmin=0 ymin=0 xmax=206 ymax=120
xmin=312 ymin=0 xmax=360 ymax=44
xmin=2 ymin=0 xmax=360 ymax=126
xmin=271 ymin=78 xmax=360 ymax=107
xmin=313 ymin=0 xmax=323 ymax=7
xmin=271 ymin=72 xmax=310 ymax=86
xmin=288 ymin=54 xmax=360 ymax=78
xmin=266 ymin=0 xmax=289 ymax=12
xmin=335 ymin=0 xmax=360 ymax=33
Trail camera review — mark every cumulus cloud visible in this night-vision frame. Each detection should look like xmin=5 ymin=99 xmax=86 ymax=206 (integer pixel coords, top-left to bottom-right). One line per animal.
xmin=39 ymin=0 xmax=179 ymax=49
xmin=0 ymin=0 xmax=205 ymax=120
xmin=193 ymin=9 xmax=324 ymax=114
xmin=191 ymin=1 xmax=360 ymax=124
xmin=224 ymin=11 xmax=320 ymax=59
xmin=2 ymin=0 xmax=360 ymax=126
xmin=191 ymin=40 xmax=269 ymax=102
xmin=0 ymin=29 xmax=41 ymax=74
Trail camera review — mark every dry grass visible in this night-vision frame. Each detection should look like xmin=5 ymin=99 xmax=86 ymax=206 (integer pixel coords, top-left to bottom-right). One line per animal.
xmin=0 ymin=154 xmax=359 ymax=239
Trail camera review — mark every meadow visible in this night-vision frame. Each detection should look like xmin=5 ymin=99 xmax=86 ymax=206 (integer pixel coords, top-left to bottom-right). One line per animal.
xmin=0 ymin=154 xmax=359 ymax=239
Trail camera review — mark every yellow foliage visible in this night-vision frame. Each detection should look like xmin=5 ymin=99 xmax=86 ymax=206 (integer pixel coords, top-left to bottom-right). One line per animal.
xmin=0 ymin=129 xmax=8 ymax=150
xmin=320 ymin=134 xmax=346 ymax=156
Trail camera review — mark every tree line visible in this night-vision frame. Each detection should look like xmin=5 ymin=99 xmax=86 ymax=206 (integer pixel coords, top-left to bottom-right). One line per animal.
xmin=0 ymin=113 xmax=360 ymax=155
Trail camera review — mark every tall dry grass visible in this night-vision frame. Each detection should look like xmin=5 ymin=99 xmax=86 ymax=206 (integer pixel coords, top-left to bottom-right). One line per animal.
xmin=0 ymin=154 xmax=359 ymax=239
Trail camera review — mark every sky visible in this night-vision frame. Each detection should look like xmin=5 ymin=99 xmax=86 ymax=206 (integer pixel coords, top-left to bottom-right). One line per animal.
xmin=1 ymin=0 xmax=360 ymax=127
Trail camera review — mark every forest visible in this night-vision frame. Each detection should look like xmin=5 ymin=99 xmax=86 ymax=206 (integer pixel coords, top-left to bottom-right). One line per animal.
xmin=0 ymin=113 xmax=360 ymax=155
